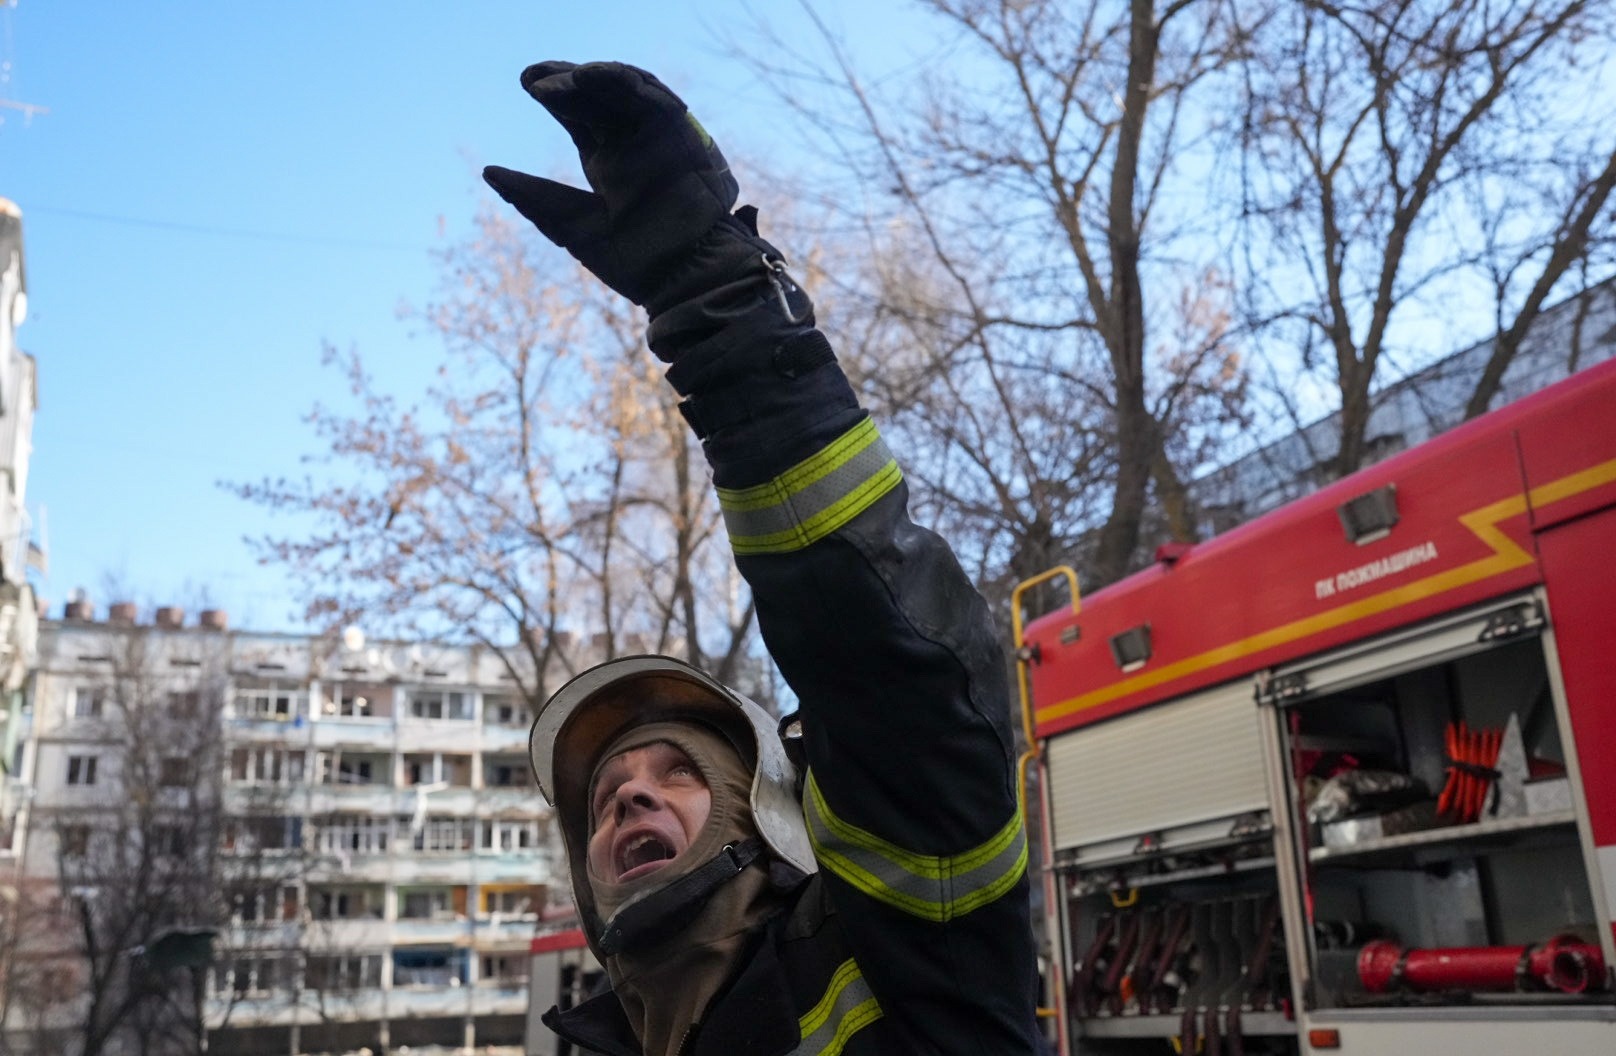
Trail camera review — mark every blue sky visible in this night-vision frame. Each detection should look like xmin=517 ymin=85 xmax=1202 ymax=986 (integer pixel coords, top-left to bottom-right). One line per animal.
xmin=0 ymin=1 xmax=917 ymax=632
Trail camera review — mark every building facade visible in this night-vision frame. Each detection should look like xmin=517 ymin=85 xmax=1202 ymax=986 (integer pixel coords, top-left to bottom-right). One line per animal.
xmin=1190 ymin=277 xmax=1616 ymax=535
xmin=5 ymin=605 xmax=561 ymax=1056
xmin=0 ymin=196 xmax=40 ymax=864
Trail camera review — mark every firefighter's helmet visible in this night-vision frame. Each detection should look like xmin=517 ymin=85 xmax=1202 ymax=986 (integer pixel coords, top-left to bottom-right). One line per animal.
xmin=529 ymin=655 xmax=816 ymax=915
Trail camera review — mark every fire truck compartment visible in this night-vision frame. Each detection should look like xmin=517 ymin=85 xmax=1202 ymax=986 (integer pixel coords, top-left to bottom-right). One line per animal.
xmin=1268 ymin=592 xmax=1610 ymax=1011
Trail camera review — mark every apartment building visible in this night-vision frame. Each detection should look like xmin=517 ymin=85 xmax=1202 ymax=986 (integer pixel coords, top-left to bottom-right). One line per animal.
xmin=0 ymin=196 xmax=40 ymax=866
xmin=1189 ymin=276 xmax=1616 ymax=534
xmin=5 ymin=604 xmax=562 ymax=1056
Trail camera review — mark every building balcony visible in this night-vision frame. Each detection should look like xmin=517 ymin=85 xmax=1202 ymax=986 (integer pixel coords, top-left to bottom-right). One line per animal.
xmin=395 ymin=720 xmax=481 ymax=752
xmin=282 ymin=988 xmax=388 ymax=1025
xmin=304 ymin=918 xmax=392 ymax=948
xmin=221 ymin=784 xmax=302 ymax=814
xmin=471 ymin=916 xmax=538 ymax=947
xmin=402 ymin=785 xmax=477 ymax=815
xmin=309 ymin=718 xmax=396 ymax=750
xmin=2 ymin=774 xmax=31 ymax=813
xmin=469 ymin=986 xmax=529 ymax=1016
xmin=207 ymin=988 xmax=391 ymax=1029
xmin=385 ymin=984 xmax=474 ymax=1018
xmin=473 ymin=850 xmax=555 ymax=886
xmin=479 ymin=723 xmax=530 ymax=752
xmin=305 ymin=853 xmax=471 ymax=886
xmin=40 ymin=713 xmax=118 ymax=740
xmin=478 ymin=787 xmax=547 ymax=813
xmin=300 ymin=846 xmax=554 ymax=887
xmin=307 ymin=853 xmax=392 ymax=883
xmin=40 ymin=784 xmax=111 ymax=810
xmin=115 ymin=978 xmax=528 ymax=1032
xmin=203 ymin=991 xmax=304 ymax=1029
xmin=224 ymin=784 xmax=549 ymax=819
xmin=392 ymin=917 xmax=471 ymax=945
xmin=221 ymin=921 xmax=303 ymax=948
xmin=306 ymin=785 xmax=396 ymax=816
xmin=227 ymin=718 xmax=309 ymax=745
xmin=385 ymin=854 xmax=477 ymax=886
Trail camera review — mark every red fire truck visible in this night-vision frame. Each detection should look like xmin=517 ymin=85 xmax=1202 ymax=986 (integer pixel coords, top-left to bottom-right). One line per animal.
xmin=525 ymin=926 xmax=599 ymax=1056
xmin=1016 ymin=357 xmax=1616 ymax=1054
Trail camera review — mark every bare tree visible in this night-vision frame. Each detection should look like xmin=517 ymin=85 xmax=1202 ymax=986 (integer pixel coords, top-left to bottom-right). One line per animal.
xmin=232 ymin=206 xmax=763 ymax=706
xmin=730 ymin=0 xmax=1252 ymax=594
xmin=33 ymin=630 xmax=304 ymax=1056
xmin=292 ymin=859 xmax=386 ymax=1056
xmin=1233 ymin=0 xmax=1616 ymax=475
xmin=0 ymin=872 xmax=76 ymax=1054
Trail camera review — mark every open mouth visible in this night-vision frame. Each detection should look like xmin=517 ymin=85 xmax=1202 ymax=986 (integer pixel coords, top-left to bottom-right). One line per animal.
xmin=616 ymin=833 xmax=677 ymax=881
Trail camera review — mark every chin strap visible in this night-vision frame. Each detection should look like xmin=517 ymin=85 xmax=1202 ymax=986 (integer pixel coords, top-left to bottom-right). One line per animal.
xmin=597 ymin=838 xmax=766 ymax=957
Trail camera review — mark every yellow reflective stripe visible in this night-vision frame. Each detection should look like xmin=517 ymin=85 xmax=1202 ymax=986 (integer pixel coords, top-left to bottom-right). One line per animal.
xmin=719 ymin=419 xmax=885 ymax=512
xmin=817 ymin=998 xmax=883 ymax=1056
xmin=804 ymin=770 xmax=1028 ymax=922
xmin=718 ymin=419 xmax=902 ymax=555
xmin=797 ymin=958 xmax=883 ymax=1056
xmin=799 ymin=958 xmax=861 ymax=1037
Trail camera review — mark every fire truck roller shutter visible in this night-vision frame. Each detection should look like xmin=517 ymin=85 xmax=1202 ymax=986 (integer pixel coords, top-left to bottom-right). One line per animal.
xmin=1045 ymin=678 xmax=1268 ymax=859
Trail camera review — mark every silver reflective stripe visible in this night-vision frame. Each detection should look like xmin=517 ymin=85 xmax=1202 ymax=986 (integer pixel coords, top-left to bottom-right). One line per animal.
xmin=804 ymin=770 xmax=1028 ymax=922
xmin=718 ymin=419 xmax=902 ymax=555
xmin=794 ymin=958 xmax=883 ymax=1056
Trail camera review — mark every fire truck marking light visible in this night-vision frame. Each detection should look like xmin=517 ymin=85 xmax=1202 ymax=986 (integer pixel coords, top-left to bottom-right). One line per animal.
xmin=1257 ymin=672 xmax=1308 ymax=705
xmin=1478 ymin=601 xmax=1543 ymax=642
xmin=1109 ymin=625 xmax=1151 ymax=672
xmin=1338 ymin=483 xmax=1399 ymax=544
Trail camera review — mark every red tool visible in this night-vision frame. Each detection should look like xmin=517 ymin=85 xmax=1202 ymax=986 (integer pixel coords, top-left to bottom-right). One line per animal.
xmin=1358 ymin=934 xmax=1606 ymax=994
xmin=1438 ymin=721 xmax=1504 ymax=824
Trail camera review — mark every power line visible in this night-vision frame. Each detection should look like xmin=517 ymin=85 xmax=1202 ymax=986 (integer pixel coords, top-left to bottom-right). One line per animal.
xmin=0 ymin=97 xmax=48 ymax=122
xmin=23 ymin=204 xmax=431 ymax=254
xmin=0 ymin=0 xmax=46 ymax=126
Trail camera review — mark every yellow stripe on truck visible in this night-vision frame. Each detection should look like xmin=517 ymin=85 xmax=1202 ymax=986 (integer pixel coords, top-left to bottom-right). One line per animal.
xmin=1036 ymin=456 xmax=1616 ymax=727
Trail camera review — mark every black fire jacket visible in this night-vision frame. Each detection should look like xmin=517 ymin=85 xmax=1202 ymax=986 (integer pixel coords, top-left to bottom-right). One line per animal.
xmin=546 ymin=262 xmax=1042 ymax=1056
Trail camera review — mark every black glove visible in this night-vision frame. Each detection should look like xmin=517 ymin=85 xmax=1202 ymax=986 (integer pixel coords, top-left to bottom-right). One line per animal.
xmin=488 ymin=61 xmax=855 ymax=487
xmin=484 ymin=61 xmax=778 ymax=314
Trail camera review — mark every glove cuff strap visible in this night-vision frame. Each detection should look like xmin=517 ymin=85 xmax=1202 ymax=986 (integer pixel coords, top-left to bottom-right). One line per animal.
xmin=644 ymin=216 xmax=791 ymax=318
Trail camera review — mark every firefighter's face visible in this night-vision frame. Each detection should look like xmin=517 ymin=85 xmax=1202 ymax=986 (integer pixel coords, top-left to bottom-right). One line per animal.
xmin=586 ymin=741 xmax=713 ymax=884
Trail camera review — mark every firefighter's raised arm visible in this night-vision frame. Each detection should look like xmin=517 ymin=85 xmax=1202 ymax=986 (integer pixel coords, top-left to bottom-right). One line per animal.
xmin=490 ymin=61 xmax=1040 ymax=1055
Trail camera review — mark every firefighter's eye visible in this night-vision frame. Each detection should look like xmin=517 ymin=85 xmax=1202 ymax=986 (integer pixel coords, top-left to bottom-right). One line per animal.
xmin=666 ymin=759 xmax=700 ymax=782
xmin=591 ymin=784 xmax=617 ymax=822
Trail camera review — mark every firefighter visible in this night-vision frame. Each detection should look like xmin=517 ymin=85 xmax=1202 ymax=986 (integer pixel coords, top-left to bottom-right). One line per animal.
xmin=486 ymin=61 xmax=1041 ymax=1056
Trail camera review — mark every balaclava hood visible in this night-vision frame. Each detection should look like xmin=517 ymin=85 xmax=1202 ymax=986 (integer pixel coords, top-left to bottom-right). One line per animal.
xmin=584 ymin=721 xmax=783 ymax=1055
xmin=585 ymin=719 xmax=758 ymax=922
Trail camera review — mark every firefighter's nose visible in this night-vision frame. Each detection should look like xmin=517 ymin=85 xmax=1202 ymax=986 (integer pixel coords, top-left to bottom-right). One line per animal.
xmin=613 ymin=776 xmax=662 ymax=822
